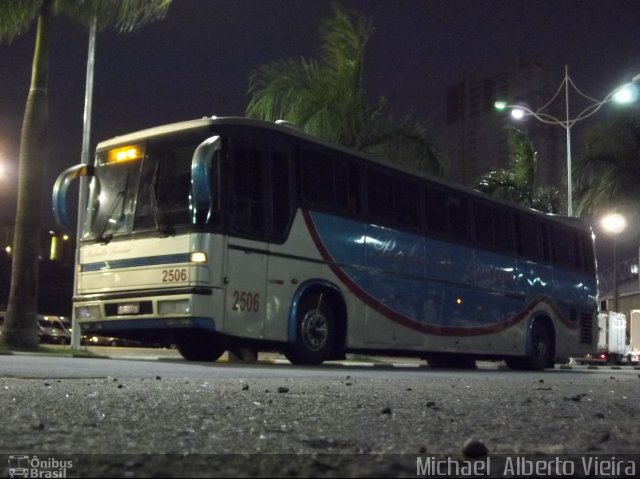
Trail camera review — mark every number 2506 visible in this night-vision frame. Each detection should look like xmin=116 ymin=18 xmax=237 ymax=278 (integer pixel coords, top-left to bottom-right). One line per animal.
xmin=162 ymin=268 xmax=187 ymax=282
xmin=232 ymin=291 xmax=260 ymax=312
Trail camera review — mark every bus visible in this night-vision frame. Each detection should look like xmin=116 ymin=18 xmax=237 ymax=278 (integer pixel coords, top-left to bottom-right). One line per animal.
xmin=52 ymin=117 xmax=598 ymax=369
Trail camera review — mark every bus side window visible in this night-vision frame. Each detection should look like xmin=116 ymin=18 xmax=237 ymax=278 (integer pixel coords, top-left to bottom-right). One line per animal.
xmin=570 ymin=231 xmax=584 ymax=270
xmin=395 ymin=177 xmax=420 ymax=230
xmin=474 ymin=202 xmax=494 ymax=246
xmin=348 ymin=163 xmax=361 ymax=215
xmin=517 ymin=215 xmax=544 ymax=260
xmin=551 ymin=226 xmax=576 ymax=268
xmin=229 ymin=144 xmax=266 ymax=238
xmin=493 ymin=208 xmax=514 ymax=252
xmin=300 ymin=149 xmax=334 ymax=210
xmin=271 ymin=152 xmax=293 ymax=242
xmin=448 ymin=195 xmax=470 ymax=241
xmin=473 ymin=201 xmax=514 ymax=252
xmin=366 ymin=168 xmax=394 ymax=222
xmin=582 ymin=235 xmax=595 ymax=272
xmin=425 ymin=187 xmax=448 ymax=235
xmin=336 ymin=160 xmax=361 ymax=216
xmin=300 ymin=149 xmax=361 ymax=219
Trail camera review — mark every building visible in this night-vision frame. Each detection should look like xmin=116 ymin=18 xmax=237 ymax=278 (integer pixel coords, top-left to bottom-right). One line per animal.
xmin=444 ymin=60 xmax=564 ymax=190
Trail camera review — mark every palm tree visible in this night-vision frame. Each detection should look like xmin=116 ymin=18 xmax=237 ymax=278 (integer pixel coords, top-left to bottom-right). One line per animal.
xmin=0 ymin=0 xmax=171 ymax=350
xmin=574 ymin=111 xmax=640 ymax=216
xmin=246 ymin=4 xmax=444 ymax=176
xmin=475 ymin=126 xmax=563 ymax=214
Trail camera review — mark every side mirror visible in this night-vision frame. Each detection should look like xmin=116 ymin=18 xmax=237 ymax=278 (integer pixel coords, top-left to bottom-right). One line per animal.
xmin=52 ymin=164 xmax=94 ymax=226
xmin=190 ymin=136 xmax=220 ymax=224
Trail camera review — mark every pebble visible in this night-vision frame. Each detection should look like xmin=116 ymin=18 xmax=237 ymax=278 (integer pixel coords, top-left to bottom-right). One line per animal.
xmin=462 ymin=438 xmax=488 ymax=458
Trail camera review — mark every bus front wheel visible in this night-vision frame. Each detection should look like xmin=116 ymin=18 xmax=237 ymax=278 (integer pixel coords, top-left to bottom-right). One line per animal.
xmin=285 ymin=294 xmax=335 ymax=365
xmin=176 ymin=331 xmax=226 ymax=362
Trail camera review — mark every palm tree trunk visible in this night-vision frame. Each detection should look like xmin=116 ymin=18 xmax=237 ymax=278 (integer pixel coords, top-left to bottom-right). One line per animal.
xmin=3 ymin=0 xmax=51 ymax=350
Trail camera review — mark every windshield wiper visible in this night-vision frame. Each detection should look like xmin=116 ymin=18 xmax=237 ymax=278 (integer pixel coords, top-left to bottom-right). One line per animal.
xmin=97 ymin=191 xmax=123 ymax=244
xmin=97 ymin=173 xmax=130 ymax=244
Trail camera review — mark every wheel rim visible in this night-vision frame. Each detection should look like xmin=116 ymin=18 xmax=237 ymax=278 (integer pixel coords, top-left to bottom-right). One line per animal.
xmin=534 ymin=338 xmax=546 ymax=361
xmin=301 ymin=309 xmax=328 ymax=352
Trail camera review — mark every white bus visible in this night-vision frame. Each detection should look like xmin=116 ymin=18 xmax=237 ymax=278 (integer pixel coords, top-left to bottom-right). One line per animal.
xmin=53 ymin=117 xmax=598 ymax=369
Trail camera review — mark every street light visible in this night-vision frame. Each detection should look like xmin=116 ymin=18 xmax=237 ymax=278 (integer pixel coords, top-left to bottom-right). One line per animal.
xmin=495 ymin=66 xmax=640 ymax=216
xmin=601 ymin=213 xmax=627 ymax=313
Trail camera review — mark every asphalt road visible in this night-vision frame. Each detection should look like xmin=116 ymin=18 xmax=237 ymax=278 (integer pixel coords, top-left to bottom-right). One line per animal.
xmin=1 ymin=352 xmax=639 ymax=478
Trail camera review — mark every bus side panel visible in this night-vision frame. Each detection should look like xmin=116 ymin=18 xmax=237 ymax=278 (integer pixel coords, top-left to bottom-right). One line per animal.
xmin=515 ymin=258 xmax=553 ymax=299
xmin=307 ymin=212 xmax=525 ymax=354
xmin=264 ymin=212 xmax=333 ymax=342
xmin=466 ymin=249 xmax=522 ymax=352
xmin=552 ymin=267 xmax=597 ymax=358
xmin=302 ymin=209 xmax=596 ymax=359
xmin=362 ymin=223 xmax=425 ymax=345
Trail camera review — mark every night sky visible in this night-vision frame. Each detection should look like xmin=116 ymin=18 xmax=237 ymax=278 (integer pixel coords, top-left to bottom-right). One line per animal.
xmin=0 ymin=0 xmax=639 ymax=233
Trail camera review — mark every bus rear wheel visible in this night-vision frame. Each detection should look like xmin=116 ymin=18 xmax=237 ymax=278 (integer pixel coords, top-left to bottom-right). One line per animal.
xmin=284 ymin=294 xmax=335 ymax=365
xmin=505 ymin=321 xmax=553 ymax=370
xmin=176 ymin=331 xmax=226 ymax=362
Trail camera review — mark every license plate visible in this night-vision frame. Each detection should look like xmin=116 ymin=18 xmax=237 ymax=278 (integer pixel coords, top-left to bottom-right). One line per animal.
xmin=117 ymin=303 xmax=140 ymax=315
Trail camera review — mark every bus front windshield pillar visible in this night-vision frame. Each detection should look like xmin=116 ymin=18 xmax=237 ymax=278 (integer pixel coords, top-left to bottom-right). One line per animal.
xmin=190 ymin=136 xmax=220 ymax=225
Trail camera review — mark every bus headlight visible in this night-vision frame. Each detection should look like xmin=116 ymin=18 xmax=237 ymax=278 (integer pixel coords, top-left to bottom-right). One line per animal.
xmin=190 ymin=252 xmax=207 ymax=263
xmin=76 ymin=305 xmax=100 ymax=320
xmin=158 ymin=299 xmax=191 ymax=315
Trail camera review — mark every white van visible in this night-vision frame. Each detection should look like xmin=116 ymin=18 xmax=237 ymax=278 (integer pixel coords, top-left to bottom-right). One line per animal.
xmin=37 ymin=315 xmax=71 ymax=345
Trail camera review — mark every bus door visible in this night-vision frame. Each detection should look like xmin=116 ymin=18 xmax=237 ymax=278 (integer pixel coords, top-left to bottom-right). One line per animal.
xmin=224 ymin=238 xmax=268 ymax=339
xmin=222 ymin=142 xmax=269 ymax=339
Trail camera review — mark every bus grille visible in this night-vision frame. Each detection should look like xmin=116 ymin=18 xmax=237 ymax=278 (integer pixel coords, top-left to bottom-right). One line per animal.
xmin=579 ymin=312 xmax=594 ymax=344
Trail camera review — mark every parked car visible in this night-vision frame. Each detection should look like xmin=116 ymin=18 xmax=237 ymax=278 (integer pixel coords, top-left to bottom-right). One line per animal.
xmin=58 ymin=316 xmax=72 ymax=333
xmin=37 ymin=315 xmax=71 ymax=345
xmin=57 ymin=315 xmax=142 ymax=346
xmin=0 ymin=312 xmax=71 ymax=345
xmin=85 ymin=335 xmax=139 ymax=347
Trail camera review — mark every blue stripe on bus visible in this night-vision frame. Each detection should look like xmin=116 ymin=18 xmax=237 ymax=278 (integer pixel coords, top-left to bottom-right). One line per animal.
xmin=81 ymin=253 xmax=190 ymax=272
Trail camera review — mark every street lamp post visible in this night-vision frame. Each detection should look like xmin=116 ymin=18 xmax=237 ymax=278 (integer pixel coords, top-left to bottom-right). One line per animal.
xmin=495 ymin=66 xmax=639 ymax=216
xmin=601 ymin=213 xmax=627 ymax=313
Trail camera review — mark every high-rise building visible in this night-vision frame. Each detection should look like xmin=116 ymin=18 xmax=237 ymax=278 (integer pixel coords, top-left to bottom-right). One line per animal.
xmin=443 ymin=60 xmax=564 ymax=190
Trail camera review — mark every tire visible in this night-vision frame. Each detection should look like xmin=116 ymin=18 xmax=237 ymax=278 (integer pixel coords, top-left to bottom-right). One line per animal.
xmin=505 ymin=321 xmax=553 ymax=370
xmin=284 ymin=294 xmax=335 ymax=365
xmin=176 ymin=331 xmax=226 ymax=362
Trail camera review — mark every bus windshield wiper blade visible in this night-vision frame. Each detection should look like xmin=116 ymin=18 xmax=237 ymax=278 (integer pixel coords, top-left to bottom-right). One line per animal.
xmin=97 ymin=173 xmax=130 ymax=243
xmin=97 ymin=190 xmax=124 ymax=244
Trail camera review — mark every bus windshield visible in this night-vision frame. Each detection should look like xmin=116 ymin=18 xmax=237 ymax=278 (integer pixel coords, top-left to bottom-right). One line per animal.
xmin=83 ymin=130 xmax=213 ymax=241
